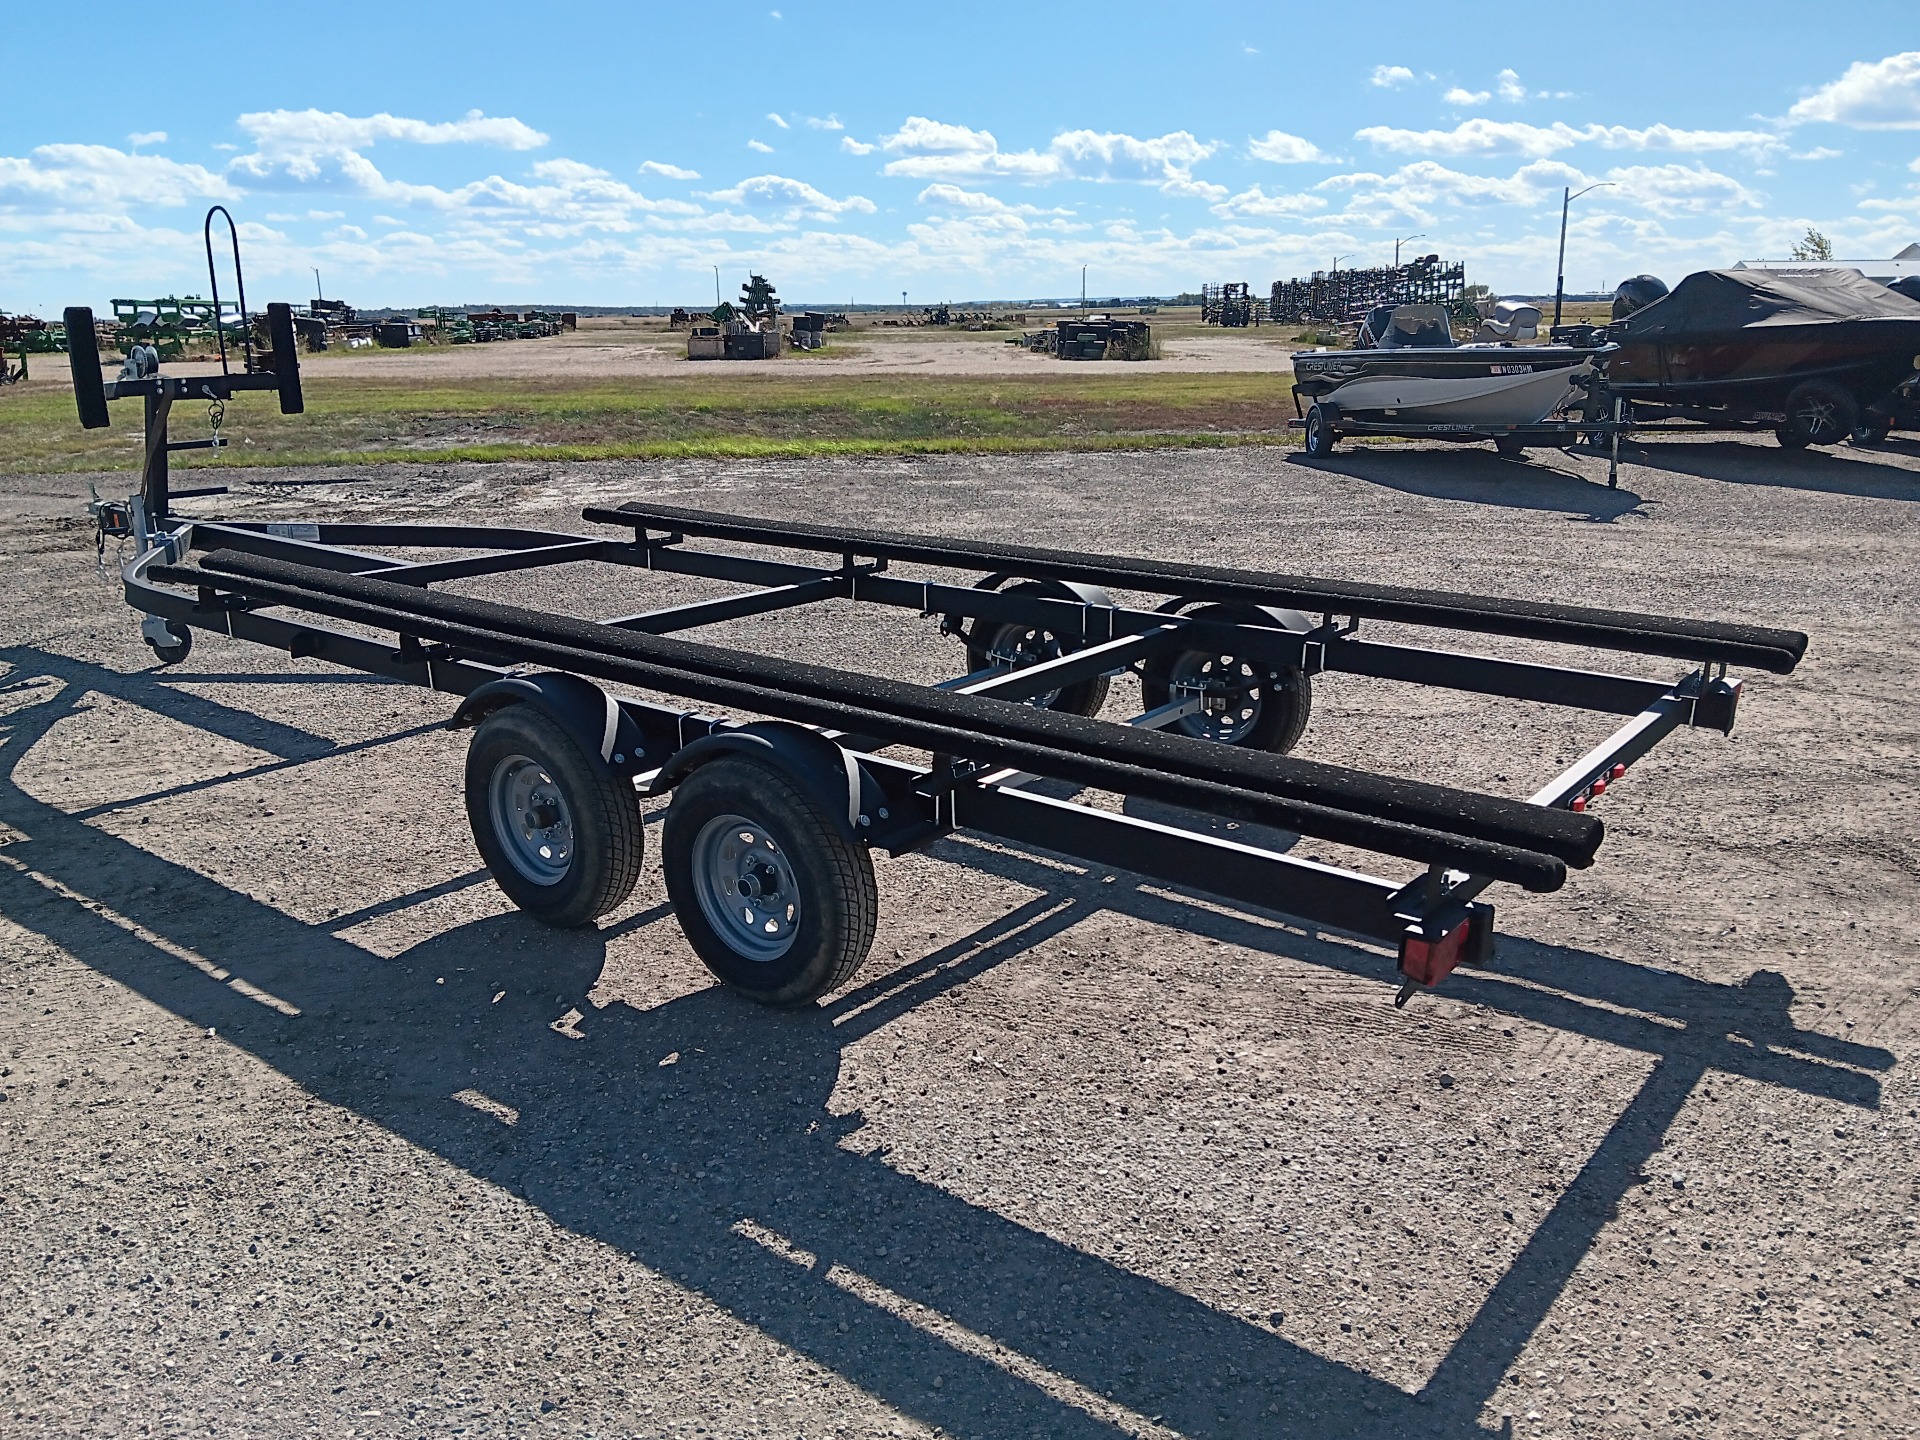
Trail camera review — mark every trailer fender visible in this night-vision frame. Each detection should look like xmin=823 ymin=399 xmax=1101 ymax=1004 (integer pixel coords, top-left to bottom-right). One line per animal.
xmin=448 ymin=673 xmax=647 ymax=775
xmin=649 ymin=722 xmax=883 ymax=845
xmin=939 ymin=574 xmax=1115 ymax=645
xmin=1154 ymin=596 xmax=1317 ymax=634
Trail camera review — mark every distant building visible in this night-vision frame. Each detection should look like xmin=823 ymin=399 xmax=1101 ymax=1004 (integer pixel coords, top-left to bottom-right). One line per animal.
xmin=1733 ymin=242 xmax=1920 ymax=286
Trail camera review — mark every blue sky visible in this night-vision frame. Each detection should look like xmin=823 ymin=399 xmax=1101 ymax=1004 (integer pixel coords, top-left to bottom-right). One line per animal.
xmin=4 ymin=2 xmax=1918 ymax=312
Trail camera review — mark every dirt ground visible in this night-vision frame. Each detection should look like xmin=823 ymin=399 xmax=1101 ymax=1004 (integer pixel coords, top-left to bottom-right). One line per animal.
xmin=3 ymin=434 xmax=1918 ymax=1439
xmin=289 ymin=316 xmax=1301 ymax=381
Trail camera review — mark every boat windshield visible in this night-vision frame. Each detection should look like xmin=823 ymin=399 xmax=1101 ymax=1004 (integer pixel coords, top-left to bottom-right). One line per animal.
xmin=1373 ymin=305 xmax=1455 ymax=350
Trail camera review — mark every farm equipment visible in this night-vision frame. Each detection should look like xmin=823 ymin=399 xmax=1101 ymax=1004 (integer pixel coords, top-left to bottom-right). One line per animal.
xmin=1201 ymin=282 xmax=1261 ymax=327
xmin=1271 ymin=256 xmax=1469 ymax=328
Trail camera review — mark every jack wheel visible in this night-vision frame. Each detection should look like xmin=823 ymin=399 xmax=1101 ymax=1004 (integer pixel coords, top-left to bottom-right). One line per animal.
xmin=966 ymin=581 xmax=1109 ymax=717
xmin=144 ymin=620 xmax=193 ymax=666
xmin=663 ymin=756 xmax=877 ymax=1006
xmin=464 ymin=705 xmax=643 ymax=927
xmin=1140 ymin=605 xmax=1312 ymax=752
xmin=1303 ymin=404 xmax=1340 ymax=457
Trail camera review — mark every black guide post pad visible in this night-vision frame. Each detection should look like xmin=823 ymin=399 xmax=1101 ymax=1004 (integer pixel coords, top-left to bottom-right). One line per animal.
xmin=180 ymin=548 xmax=1603 ymax=868
xmin=64 ymin=307 xmax=109 ymax=430
xmin=152 ymin=555 xmax=1569 ymax=891
xmin=264 ymin=303 xmax=303 ymax=414
xmin=583 ymin=501 xmax=1809 ymax=675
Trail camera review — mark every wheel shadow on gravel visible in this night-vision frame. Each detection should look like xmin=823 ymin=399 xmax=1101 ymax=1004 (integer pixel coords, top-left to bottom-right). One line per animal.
xmin=1617 ymin=439 xmax=1920 ymax=501
xmin=0 ymin=647 xmax=1895 ymax=1440
xmin=1286 ymin=450 xmax=1649 ymax=524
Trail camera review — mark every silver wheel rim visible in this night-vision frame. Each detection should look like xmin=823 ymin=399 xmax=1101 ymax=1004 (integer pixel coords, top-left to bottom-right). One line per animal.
xmin=488 ymin=753 xmax=575 ymax=886
xmin=986 ymin=623 xmax=1067 ymax=709
xmin=690 ymin=812 xmax=801 ymax=962
xmin=1167 ymin=652 xmax=1265 ymax=744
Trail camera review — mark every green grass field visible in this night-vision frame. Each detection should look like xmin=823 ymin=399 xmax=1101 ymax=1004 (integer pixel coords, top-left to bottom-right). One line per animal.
xmin=0 ymin=369 xmax=1303 ymax=475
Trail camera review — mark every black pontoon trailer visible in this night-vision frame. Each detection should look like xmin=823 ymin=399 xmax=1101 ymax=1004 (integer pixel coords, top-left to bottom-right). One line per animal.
xmin=64 ymin=278 xmax=1807 ymax=1011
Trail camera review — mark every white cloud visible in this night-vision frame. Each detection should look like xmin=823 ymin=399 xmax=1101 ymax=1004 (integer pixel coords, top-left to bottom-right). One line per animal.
xmin=127 ymin=130 xmax=168 ymax=147
xmin=915 ymin=184 xmax=1073 ymax=218
xmin=0 ymin=143 xmax=236 ymax=209
xmin=877 ymin=116 xmax=1217 ymax=188
xmin=1444 ymin=88 xmax=1490 ymax=107
xmin=804 ymin=115 xmax=844 ymax=131
xmin=766 ymin=113 xmax=790 ymax=130
xmin=1602 ymin=162 xmax=1761 ymax=216
xmin=1159 ymin=176 xmax=1230 ymax=201
xmin=639 ymin=160 xmax=700 ymax=180
xmin=1495 ymin=68 xmax=1527 ymax=104
xmin=1356 ymin=118 xmax=1782 ymax=159
xmin=235 ymin=108 xmax=548 ymax=154
xmin=1789 ymin=51 xmax=1920 ymax=129
xmin=1370 ymin=65 xmax=1416 ymax=88
xmin=747 ymin=139 xmax=775 ymax=154
xmin=1790 ymin=147 xmax=1843 ymax=162
xmin=697 ymin=174 xmax=876 ymax=219
xmin=840 ymin=136 xmax=877 ymax=156
xmin=1211 ymin=185 xmax=1329 ymax=218
xmin=1247 ymin=130 xmax=1331 ymax=164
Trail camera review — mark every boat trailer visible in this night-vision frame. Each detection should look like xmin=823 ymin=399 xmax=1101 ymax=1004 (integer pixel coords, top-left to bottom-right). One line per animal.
xmin=65 ymin=304 xmax=1807 ymax=1010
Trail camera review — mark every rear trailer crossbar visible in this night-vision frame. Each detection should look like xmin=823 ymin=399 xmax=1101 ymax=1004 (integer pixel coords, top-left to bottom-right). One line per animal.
xmin=106 ymin=494 xmax=1801 ymax=1009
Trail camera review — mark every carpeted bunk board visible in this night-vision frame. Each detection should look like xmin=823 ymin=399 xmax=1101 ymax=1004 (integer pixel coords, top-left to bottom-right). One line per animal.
xmin=154 ymin=552 xmax=1584 ymax=891
xmin=582 ymin=502 xmax=1809 ymax=675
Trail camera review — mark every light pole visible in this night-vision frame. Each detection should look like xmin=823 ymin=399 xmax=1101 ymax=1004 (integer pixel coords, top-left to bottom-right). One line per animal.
xmin=1331 ymin=253 xmax=1352 ymax=274
xmin=1081 ymin=265 xmax=1087 ymax=316
xmin=1393 ymin=233 xmax=1424 ymax=267
xmin=713 ymin=266 xmax=721 ymax=307
xmin=1554 ymin=183 xmax=1614 ymax=325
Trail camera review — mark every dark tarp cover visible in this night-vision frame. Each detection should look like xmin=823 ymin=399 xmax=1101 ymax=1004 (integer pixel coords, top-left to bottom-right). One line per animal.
xmin=1611 ymin=267 xmax=1920 ymax=340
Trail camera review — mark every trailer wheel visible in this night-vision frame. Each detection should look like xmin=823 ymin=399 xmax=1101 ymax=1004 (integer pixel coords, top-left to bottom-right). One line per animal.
xmin=464 ymin=705 xmax=643 ymax=928
xmin=966 ymin=582 xmax=1109 ymax=717
xmin=1140 ymin=605 xmax=1312 ymax=753
xmin=663 ymin=756 xmax=877 ymax=1006
xmin=1776 ymin=380 xmax=1857 ymax=449
xmin=1303 ymin=404 xmax=1339 ymax=457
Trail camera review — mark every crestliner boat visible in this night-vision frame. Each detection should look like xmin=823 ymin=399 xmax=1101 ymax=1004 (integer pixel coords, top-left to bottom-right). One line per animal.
xmin=1290 ymin=302 xmax=1603 ymax=456
xmin=1601 ymin=268 xmax=1920 ymax=447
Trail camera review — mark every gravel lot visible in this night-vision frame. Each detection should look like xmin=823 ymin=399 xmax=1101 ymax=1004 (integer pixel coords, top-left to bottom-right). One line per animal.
xmin=3 ymin=436 xmax=1918 ymax=1439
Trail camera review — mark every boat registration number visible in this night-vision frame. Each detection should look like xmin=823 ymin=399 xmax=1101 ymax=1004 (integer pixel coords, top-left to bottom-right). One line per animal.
xmin=1488 ymin=364 xmax=1535 ymax=375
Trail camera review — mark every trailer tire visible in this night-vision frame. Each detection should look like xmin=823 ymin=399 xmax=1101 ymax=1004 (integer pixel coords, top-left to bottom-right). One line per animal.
xmin=1140 ymin=604 xmax=1312 ymax=753
xmin=1777 ymin=380 xmax=1856 ymax=449
xmin=464 ymin=705 xmax=643 ymax=928
xmin=1303 ymin=404 xmax=1339 ymax=457
xmin=663 ymin=756 xmax=877 ymax=1006
xmin=966 ymin=582 xmax=1109 ymax=718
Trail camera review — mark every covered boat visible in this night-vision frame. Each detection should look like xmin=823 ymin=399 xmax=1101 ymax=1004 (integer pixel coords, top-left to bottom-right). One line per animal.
xmin=1602 ymin=268 xmax=1920 ymax=447
xmin=1291 ymin=303 xmax=1602 ymax=456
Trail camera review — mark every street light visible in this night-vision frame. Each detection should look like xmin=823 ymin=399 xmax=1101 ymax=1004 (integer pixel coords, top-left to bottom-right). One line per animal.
xmin=713 ymin=266 xmax=722 ymax=307
xmin=1554 ymin=183 xmax=1614 ymax=325
xmin=1393 ymin=234 xmax=1424 ymax=267
xmin=1081 ymin=264 xmax=1087 ymax=316
xmin=1331 ymin=253 xmax=1353 ymax=274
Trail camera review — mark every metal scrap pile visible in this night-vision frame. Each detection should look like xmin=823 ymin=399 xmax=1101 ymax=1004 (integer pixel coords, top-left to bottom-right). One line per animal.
xmin=1269 ymin=255 xmax=1467 ymax=326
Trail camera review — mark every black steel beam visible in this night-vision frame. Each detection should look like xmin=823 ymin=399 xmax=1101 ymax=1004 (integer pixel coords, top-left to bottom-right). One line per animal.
xmin=364 ymin=540 xmax=612 ymax=587
xmin=1321 ymin=638 xmax=1674 ymax=715
xmin=603 ymin=575 xmax=852 ymax=633
xmin=952 ymin=784 xmax=1405 ymax=944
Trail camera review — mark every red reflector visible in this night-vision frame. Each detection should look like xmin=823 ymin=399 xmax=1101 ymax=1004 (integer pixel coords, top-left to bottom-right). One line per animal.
xmin=1610 ymin=763 xmax=1627 ymax=779
xmin=1590 ymin=778 xmax=1607 ymax=796
xmin=1570 ymin=795 xmax=1587 ymax=812
xmin=1400 ymin=916 xmax=1473 ymax=988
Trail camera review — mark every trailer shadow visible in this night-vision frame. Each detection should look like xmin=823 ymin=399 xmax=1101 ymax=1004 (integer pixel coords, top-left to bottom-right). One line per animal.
xmin=0 ymin=646 xmax=1893 ymax=1439
xmin=1286 ymin=450 xmax=1650 ymax=523
xmin=1617 ymin=439 xmax=1920 ymax=500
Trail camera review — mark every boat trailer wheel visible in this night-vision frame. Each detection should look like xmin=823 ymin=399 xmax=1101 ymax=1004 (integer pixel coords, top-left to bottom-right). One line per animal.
xmin=966 ymin=581 xmax=1110 ymax=717
xmin=141 ymin=615 xmax=193 ymax=666
xmin=489 ymin=753 xmax=577 ymax=886
xmin=1304 ymin=403 xmax=1340 ymax=457
xmin=663 ymin=755 xmax=877 ymax=1006
xmin=1141 ymin=604 xmax=1312 ymax=753
xmin=1776 ymin=380 xmax=1858 ymax=449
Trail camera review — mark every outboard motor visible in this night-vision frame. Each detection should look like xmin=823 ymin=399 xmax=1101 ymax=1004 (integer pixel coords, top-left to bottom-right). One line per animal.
xmin=1611 ymin=274 xmax=1669 ymax=321
xmin=1889 ymin=275 xmax=1920 ymax=304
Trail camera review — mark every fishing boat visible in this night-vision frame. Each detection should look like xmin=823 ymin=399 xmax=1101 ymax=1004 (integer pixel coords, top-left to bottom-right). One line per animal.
xmin=1601 ymin=268 xmax=1920 ymax=447
xmin=1290 ymin=303 xmax=1603 ymax=456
